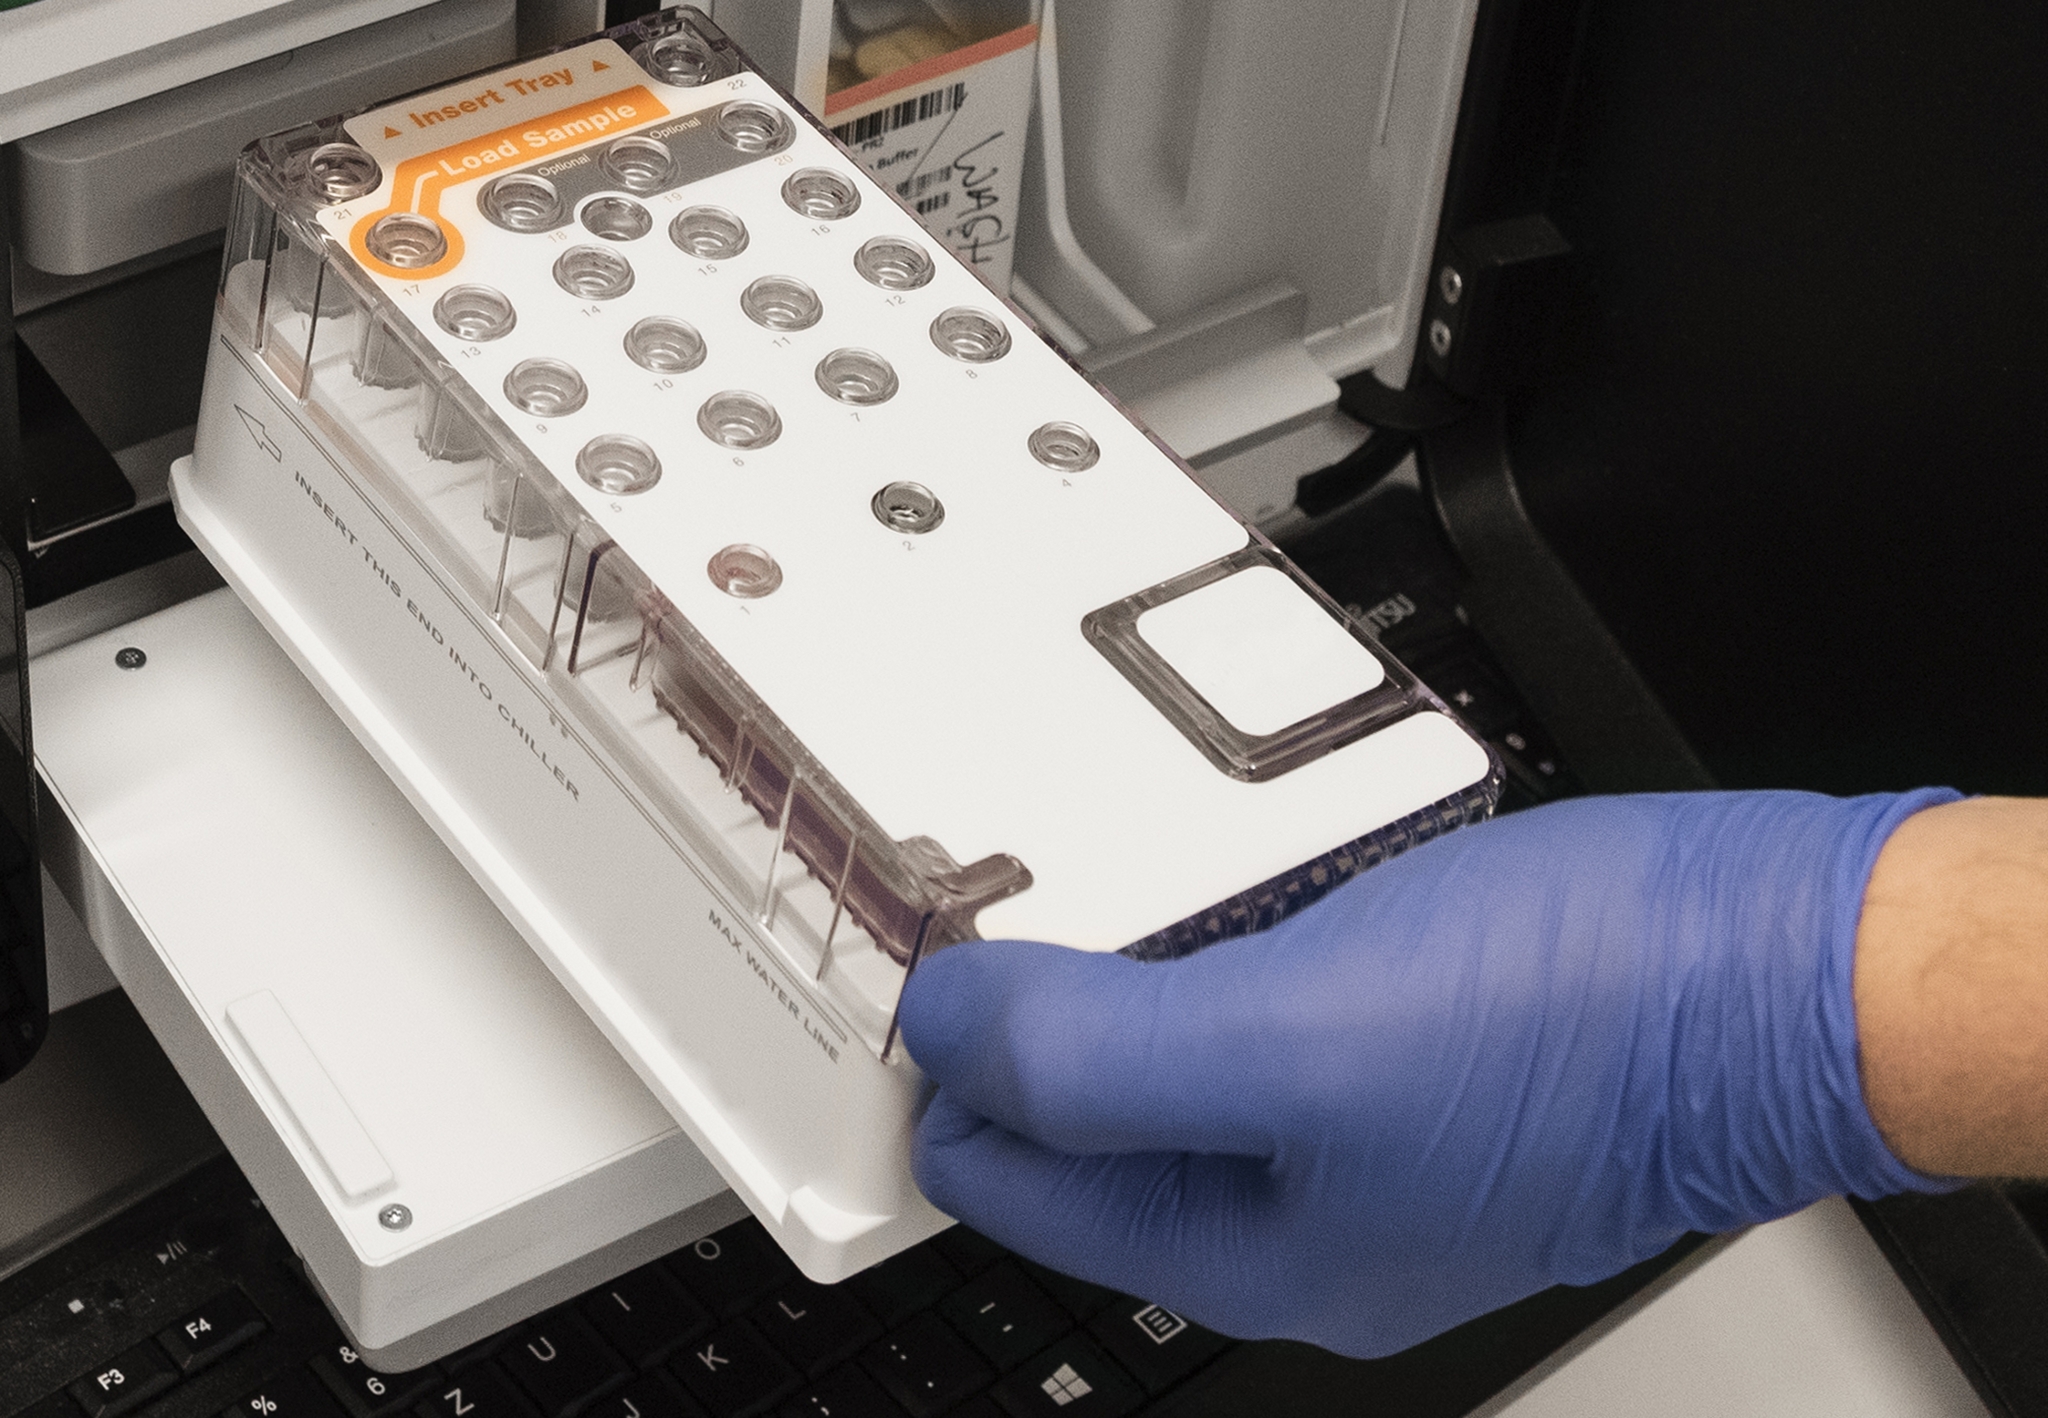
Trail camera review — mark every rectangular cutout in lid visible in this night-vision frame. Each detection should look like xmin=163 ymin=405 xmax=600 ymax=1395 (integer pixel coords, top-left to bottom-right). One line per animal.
xmin=1136 ymin=564 xmax=1386 ymax=736
xmin=1083 ymin=546 xmax=1415 ymax=783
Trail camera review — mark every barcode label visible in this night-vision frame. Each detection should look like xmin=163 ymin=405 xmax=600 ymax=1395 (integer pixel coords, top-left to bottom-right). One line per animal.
xmin=831 ymin=81 xmax=969 ymax=147
xmin=896 ymin=168 xmax=952 ymax=200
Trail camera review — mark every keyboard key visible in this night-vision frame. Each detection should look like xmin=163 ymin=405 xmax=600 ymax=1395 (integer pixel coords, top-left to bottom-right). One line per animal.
xmin=21 ymin=1394 xmax=83 ymax=1418
xmin=860 ymin=1314 xmax=991 ymax=1418
xmin=583 ymin=1263 xmax=712 ymax=1367
xmin=67 ymin=1339 xmax=179 ymax=1418
xmin=416 ymin=1362 xmax=532 ymax=1418
xmin=499 ymin=1312 xmax=630 ymax=1417
xmin=938 ymin=1263 xmax=1068 ymax=1372
xmin=944 ymin=1402 xmax=1004 ymax=1418
xmin=748 ymin=1279 xmax=880 ymax=1377
xmin=1086 ymin=1301 xmax=1229 ymax=1395
xmin=440 ymin=1331 xmax=514 ymax=1374
xmin=845 ymin=1250 xmax=962 ymax=1329
xmin=1011 ymin=1264 xmax=1116 ymax=1323
xmin=223 ymin=1366 xmax=346 ymax=1418
xmin=157 ymin=1289 xmax=268 ymax=1373
xmin=777 ymin=1365 xmax=905 ymax=1418
xmin=586 ymin=1371 xmax=708 ymax=1418
xmin=990 ymin=1337 xmax=1142 ymax=1418
xmin=669 ymin=1319 xmax=798 ymax=1418
xmin=929 ymin=1228 xmax=1006 ymax=1280
xmin=311 ymin=1342 xmax=440 ymax=1418
xmin=667 ymin=1222 xmax=795 ymax=1318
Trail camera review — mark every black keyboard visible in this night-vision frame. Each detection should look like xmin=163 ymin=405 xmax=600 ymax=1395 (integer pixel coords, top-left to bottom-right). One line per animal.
xmin=0 ymin=1145 xmax=1708 ymax=1418
xmin=0 ymin=1154 xmax=1242 ymax=1418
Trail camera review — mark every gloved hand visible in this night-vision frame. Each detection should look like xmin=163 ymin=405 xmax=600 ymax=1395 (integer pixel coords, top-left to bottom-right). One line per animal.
xmin=897 ymin=790 xmax=1960 ymax=1359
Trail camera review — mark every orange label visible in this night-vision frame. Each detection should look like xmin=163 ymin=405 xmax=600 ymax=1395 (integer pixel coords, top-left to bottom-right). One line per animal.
xmin=349 ymin=86 xmax=670 ymax=280
xmin=822 ymin=24 xmax=1037 ymax=118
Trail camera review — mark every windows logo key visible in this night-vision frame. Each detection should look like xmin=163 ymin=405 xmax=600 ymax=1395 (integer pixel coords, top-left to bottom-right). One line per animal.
xmin=1041 ymin=1361 xmax=1096 ymax=1406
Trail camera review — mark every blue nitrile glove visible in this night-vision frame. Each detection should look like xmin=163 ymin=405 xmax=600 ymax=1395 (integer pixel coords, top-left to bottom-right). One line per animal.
xmin=897 ymin=790 xmax=1962 ymax=1358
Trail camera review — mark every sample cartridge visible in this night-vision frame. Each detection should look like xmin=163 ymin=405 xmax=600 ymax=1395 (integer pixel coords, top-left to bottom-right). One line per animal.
xmin=178 ymin=9 xmax=1499 ymax=1279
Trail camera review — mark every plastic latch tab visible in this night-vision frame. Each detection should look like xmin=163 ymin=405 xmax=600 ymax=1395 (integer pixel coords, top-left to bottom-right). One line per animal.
xmin=227 ymin=991 xmax=395 ymax=1203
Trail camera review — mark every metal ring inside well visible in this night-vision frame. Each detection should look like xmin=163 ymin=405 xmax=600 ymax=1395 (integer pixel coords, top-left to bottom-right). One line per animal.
xmin=871 ymin=481 xmax=944 ymax=534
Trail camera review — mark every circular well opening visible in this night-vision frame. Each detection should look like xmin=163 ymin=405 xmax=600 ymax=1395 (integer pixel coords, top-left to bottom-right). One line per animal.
xmin=601 ymin=136 xmax=676 ymax=194
xmin=715 ymin=100 xmax=793 ymax=154
xmin=853 ymin=236 xmax=934 ymax=291
xmin=553 ymin=245 xmax=635 ymax=300
xmin=576 ymin=433 xmax=662 ymax=494
xmin=504 ymin=358 xmax=588 ymax=418
xmin=871 ymin=481 xmax=944 ymax=534
xmin=1029 ymin=421 xmax=1101 ymax=472
xmin=708 ymin=544 xmax=783 ymax=598
xmin=433 ymin=284 xmax=517 ymax=342
xmin=930 ymin=307 xmax=1013 ymax=363
xmin=741 ymin=275 xmax=822 ymax=331
xmin=624 ymin=317 xmax=707 ymax=373
xmin=303 ymin=143 xmax=380 ymax=203
xmin=816 ymin=348 xmax=899 ymax=405
xmin=366 ymin=213 xmax=447 ymax=269
xmin=640 ymin=33 xmax=719 ymax=86
xmin=782 ymin=168 xmax=861 ymax=221
xmin=582 ymin=195 xmax=653 ymax=241
xmin=670 ymin=205 xmax=750 ymax=260
xmin=697 ymin=391 xmax=782 ymax=449
xmin=479 ymin=173 xmax=564 ymax=232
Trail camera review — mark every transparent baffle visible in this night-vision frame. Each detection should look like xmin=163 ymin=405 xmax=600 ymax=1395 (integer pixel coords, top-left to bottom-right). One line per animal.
xmin=218 ymin=124 xmax=382 ymax=399
xmin=543 ymin=533 xmax=1031 ymax=1049
xmin=293 ymin=275 xmax=575 ymax=667
xmin=215 ymin=132 xmax=1030 ymax=1055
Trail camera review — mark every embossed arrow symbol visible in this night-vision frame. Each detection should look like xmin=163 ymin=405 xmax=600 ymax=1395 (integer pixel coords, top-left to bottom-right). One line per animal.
xmin=234 ymin=405 xmax=282 ymax=462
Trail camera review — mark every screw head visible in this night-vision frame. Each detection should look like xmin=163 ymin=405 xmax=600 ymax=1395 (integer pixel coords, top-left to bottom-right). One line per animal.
xmin=378 ymin=1204 xmax=412 ymax=1231
xmin=115 ymin=647 xmax=147 ymax=671
xmin=1428 ymin=318 xmax=1454 ymax=359
xmin=1438 ymin=264 xmax=1464 ymax=306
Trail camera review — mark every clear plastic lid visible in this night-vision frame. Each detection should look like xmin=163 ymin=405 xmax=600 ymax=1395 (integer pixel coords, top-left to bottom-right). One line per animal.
xmin=212 ymin=8 xmax=1497 ymax=1057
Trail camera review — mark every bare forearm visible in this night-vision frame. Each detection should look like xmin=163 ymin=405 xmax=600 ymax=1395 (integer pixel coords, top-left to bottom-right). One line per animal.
xmin=1856 ymin=796 xmax=2048 ymax=1175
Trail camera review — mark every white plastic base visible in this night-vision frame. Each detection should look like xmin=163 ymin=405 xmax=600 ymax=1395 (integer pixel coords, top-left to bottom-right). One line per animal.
xmin=32 ymin=587 xmax=743 ymax=1369
xmin=177 ymin=341 xmax=953 ymax=1279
